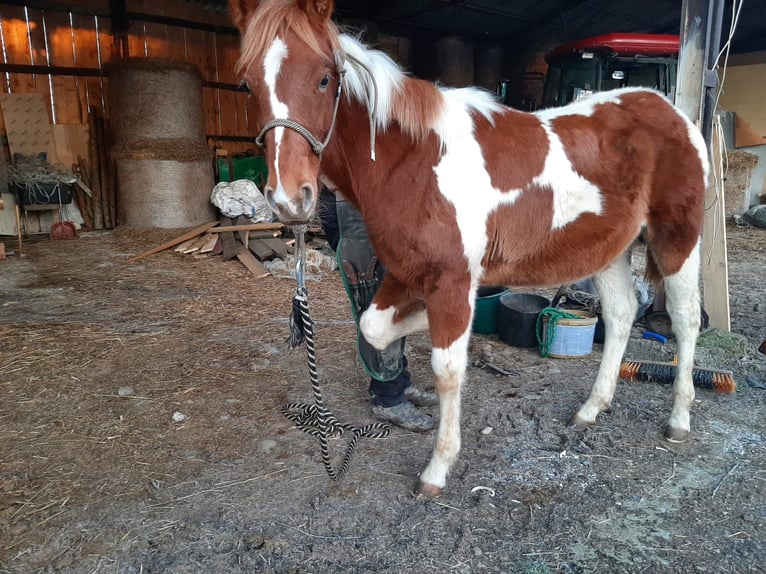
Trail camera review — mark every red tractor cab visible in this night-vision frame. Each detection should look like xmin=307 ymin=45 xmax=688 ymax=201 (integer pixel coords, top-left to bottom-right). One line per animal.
xmin=540 ymin=33 xmax=680 ymax=108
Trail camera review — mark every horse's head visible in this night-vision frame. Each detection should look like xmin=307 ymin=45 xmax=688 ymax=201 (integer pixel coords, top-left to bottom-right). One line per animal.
xmin=230 ymin=0 xmax=343 ymax=224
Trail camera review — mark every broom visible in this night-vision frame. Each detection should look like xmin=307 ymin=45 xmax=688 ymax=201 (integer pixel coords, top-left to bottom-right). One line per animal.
xmin=619 ymin=359 xmax=736 ymax=393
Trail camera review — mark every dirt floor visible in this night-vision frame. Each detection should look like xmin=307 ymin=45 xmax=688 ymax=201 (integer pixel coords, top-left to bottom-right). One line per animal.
xmin=1 ymin=222 xmax=764 ymax=574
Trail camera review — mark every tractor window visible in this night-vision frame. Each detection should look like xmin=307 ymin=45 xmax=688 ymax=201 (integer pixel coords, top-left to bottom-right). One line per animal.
xmin=542 ymin=62 xmax=563 ymax=107
xmin=602 ymin=59 xmax=676 ymax=99
xmin=559 ymin=55 xmax=599 ymax=105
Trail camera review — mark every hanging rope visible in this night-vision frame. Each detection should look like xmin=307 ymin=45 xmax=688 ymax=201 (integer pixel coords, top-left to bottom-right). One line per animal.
xmin=282 ymin=225 xmax=390 ymax=480
xmin=536 ymin=307 xmax=582 ymax=358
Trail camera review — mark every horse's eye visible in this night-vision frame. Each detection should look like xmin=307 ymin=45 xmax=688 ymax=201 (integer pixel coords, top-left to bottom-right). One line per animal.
xmin=319 ymin=74 xmax=331 ymax=89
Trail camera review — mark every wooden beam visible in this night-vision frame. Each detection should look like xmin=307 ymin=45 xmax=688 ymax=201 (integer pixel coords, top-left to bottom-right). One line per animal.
xmin=701 ymin=123 xmax=731 ymax=330
xmin=125 ymin=221 xmax=219 ymax=263
xmin=236 ymin=248 xmax=271 ymax=278
xmin=677 ymin=0 xmax=730 ymax=330
xmin=260 ymin=237 xmax=291 ymax=259
xmin=207 ymin=223 xmax=284 ymax=233
xmin=247 ymin=239 xmax=275 ymax=261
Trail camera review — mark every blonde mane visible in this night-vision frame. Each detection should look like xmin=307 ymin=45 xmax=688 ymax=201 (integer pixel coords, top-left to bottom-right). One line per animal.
xmin=236 ymin=0 xmax=341 ymax=76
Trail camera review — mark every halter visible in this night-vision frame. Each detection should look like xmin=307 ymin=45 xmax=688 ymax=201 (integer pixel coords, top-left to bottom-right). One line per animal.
xmin=254 ymin=51 xmax=379 ymax=161
xmin=255 ymin=52 xmax=346 ymax=157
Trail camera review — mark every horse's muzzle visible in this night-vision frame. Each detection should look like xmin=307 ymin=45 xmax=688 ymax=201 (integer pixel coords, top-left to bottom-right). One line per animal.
xmin=264 ymin=183 xmax=316 ymax=224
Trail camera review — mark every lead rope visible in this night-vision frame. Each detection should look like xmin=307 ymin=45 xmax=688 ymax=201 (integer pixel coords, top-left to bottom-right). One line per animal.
xmin=282 ymin=225 xmax=390 ymax=480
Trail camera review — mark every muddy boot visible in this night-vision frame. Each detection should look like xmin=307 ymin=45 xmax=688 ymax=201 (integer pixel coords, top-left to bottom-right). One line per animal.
xmin=404 ymin=384 xmax=439 ymax=407
xmin=371 ymin=401 xmax=434 ymax=432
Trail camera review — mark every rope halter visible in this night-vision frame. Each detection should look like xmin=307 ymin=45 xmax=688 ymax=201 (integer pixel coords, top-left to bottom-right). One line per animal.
xmin=255 ymin=52 xmax=346 ymax=158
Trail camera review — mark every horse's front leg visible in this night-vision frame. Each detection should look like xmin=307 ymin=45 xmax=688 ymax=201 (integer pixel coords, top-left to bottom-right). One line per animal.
xmin=416 ymin=275 xmax=473 ymax=498
xmin=359 ymin=274 xmax=428 ymax=350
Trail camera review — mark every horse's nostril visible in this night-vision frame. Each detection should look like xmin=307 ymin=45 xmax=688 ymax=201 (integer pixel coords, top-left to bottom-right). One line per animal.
xmin=264 ymin=187 xmax=276 ymax=207
xmin=301 ymin=184 xmax=315 ymax=213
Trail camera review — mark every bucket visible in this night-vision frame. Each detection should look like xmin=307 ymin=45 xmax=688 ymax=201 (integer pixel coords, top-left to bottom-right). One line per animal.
xmin=472 ymin=286 xmax=508 ymax=334
xmin=497 ymin=293 xmax=551 ymax=347
xmin=539 ymin=309 xmax=597 ymax=358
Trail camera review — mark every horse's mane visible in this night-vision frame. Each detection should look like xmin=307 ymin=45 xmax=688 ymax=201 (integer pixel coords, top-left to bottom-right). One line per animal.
xmin=236 ymin=0 xmax=341 ymax=76
xmin=339 ymin=35 xmax=501 ymax=143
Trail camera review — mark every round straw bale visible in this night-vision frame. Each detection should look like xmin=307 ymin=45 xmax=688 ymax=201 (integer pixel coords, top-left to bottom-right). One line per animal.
xmin=116 ymin=154 xmax=216 ymax=229
xmin=108 ymin=58 xmax=205 ymax=146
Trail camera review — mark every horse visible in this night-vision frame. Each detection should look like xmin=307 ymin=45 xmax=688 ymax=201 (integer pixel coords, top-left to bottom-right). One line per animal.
xmin=229 ymin=0 xmax=708 ymax=497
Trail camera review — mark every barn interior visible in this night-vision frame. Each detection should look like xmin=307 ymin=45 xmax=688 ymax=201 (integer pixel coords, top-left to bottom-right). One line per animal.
xmin=0 ymin=2 xmax=765 ymax=573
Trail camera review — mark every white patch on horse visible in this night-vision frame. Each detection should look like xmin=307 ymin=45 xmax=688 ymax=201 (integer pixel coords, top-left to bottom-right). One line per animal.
xmin=359 ymin=303 xmax=430 ymax=350
xmin=263 ymin=38 xmax=291 ymax=210
xmin=432 ymin=98 xmax=520 ymax=277
xmin=535 ymin=120 xmax=603 ymax=229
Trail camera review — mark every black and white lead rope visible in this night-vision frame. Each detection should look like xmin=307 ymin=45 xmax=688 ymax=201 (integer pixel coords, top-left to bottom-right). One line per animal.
xmin=282 ymin=225 xmax=390 ymax=480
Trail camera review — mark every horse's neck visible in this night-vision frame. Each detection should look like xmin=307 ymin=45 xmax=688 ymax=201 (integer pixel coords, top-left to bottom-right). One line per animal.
xmin=321 ymin=101 xmax=393 ymax=210
xmin=323 ymin=83 xmax=440 ymax=213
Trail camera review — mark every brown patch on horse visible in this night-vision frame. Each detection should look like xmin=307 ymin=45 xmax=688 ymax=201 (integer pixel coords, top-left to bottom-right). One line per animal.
xmin=552 ymin=91 xmax=704 ymax=277
xmin=474 ymin=110 xmax=548 ymax=190
xmin=236 ymin=0 xmax=341 ymax=77
xmin=372 ymin=274 xmax=426 ymax=321
xmin=481 ymin=191 xmax=632 ymax=287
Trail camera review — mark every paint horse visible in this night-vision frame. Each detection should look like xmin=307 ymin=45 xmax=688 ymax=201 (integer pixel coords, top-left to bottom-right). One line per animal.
xmin=229 ymin=0 xmax=708 ymax=497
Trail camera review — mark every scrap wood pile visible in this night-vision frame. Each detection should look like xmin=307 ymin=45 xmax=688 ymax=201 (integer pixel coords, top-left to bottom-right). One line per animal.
xmin=126 ymin=216 xmax=330 ymax=279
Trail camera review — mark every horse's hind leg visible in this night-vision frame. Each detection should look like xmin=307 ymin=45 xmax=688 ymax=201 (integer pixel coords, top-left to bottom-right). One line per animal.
xmin=571 ymin=254 xmax=637 ymax=429
xmin=661 ymin=243 xmax=701 ymax=442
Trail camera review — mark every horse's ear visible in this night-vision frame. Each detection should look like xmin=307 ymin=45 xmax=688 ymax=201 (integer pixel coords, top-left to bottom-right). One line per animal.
xmin=229 ymin=0 xmax=260 ymax=34
xmin=298 ymin=0 xmax=334 ymax=25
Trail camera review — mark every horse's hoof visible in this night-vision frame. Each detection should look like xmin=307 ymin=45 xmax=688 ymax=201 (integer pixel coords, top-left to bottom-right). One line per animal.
xmin=568 ymin=414 xmax=594 ymax=432
xmin=664 ymin=426 xmax=690 ymax=443
xmin=415 ymin=480 xmax=442 ymax=499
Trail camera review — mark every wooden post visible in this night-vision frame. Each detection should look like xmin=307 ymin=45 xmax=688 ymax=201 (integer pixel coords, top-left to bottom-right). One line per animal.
xmin=676 ymin=0 xmax=730 ymax=330
xmin=88 ymin=107 xmax=105 ymax=230
xmin=702 ymin=123 xmax=731 ymax=330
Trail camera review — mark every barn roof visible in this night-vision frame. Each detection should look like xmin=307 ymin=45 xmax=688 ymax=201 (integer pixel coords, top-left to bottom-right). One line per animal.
xmin=201 ymin=0 xmax=764 ymax=55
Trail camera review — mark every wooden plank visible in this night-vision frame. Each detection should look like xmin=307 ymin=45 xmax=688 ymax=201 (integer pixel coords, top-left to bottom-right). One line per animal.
xmin=236 ymin=247 xmax=271 ymax=278
xmin=247 ymin=238 xmax=275 ymax=261
xmin=701 ymin=124 xmax=731 ymax=330
xmin=125 ymin=221 xmax=219 ymax=263
xmin=208 ymin=223 xmax=283 ymax=233
xmin=198 ymin=234 xmax=219 ymax=254
xmin=51 ymin=124 xmax=89 ymax=170
xmin=0 ymin=93 xmax=54 ymax=159
xmin=216 ymin=34 xmax=239 ymax=137
xmin=44 ymin=10 xmax=82 ymax=125
xmin=180 ymin=233 xmax=213 ymax=254
xmin=26 ymin=8 xmax=48 ymax=94
xmin=1 ymin=6 xmax=37 ymax=93
xmin=174 ymin=237 xmax=199 ymax=252
xmin=260 ymin=237 xmax=290 ymax=259
xmin=216 ymin=216 xmax=240 ymax=260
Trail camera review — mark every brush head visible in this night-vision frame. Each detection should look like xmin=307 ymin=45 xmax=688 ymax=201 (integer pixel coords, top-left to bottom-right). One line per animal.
xmin=620 ymin=359 xmax=736 ymax=393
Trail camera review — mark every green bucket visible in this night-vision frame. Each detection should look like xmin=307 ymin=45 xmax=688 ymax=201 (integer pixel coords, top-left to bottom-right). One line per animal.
xmin=472 ymin=286 xmax=509 ymax=334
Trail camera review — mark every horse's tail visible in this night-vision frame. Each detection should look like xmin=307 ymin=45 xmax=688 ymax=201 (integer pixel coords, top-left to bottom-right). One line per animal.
xmin=644 ymin=246 xmax=662 ymax=286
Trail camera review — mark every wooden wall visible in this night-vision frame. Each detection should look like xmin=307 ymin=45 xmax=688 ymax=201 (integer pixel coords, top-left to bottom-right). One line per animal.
xmin=0 ymin=0 xmax=256 ymax=156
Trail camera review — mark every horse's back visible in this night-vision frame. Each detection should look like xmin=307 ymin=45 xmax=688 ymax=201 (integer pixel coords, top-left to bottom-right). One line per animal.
xmin=476 ymin=88 xmax=707 ymax=286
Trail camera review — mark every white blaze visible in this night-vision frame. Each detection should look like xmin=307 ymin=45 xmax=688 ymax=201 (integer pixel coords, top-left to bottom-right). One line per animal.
xmin=263 ymin=38 xmax=291 ymax=209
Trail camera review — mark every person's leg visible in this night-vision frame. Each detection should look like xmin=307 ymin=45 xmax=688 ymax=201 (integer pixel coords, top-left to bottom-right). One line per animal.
xmin=333 ymin=197 xmax=435 ymax=430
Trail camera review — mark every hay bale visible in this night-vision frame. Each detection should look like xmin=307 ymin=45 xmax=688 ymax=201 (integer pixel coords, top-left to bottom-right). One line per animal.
xmin=108 ymin=58 xmax=205 ymax=146
xmin=116 ymin=153 xmax=215 ymax=229
xmin=725 ymin=150 xmax=759 ymax=218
